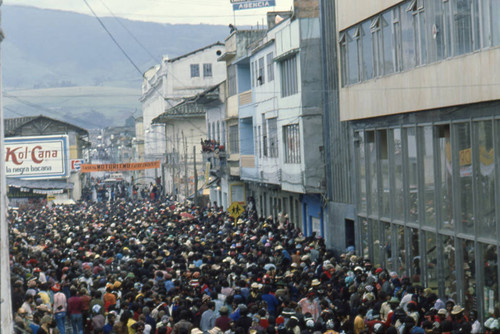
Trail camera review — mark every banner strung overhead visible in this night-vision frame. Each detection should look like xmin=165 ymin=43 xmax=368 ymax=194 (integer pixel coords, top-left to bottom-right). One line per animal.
xmin=80 ymin=161 xmax=161 ymax=173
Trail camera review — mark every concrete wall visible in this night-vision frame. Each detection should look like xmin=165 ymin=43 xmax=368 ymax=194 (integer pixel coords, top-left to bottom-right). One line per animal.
xmin=336 ymin=0 xmax=402 ymax=30
xmin=340 ymin=48 xmax=500 ymax=121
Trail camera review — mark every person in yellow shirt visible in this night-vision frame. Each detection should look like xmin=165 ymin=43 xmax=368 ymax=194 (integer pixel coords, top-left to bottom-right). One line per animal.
xmin=353 ymin=305 xmax=367 ymax=334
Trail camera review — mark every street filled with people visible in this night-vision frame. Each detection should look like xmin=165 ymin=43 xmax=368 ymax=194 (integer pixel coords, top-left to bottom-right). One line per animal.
xmin=8 ymin=196 xmax=495 ymax=334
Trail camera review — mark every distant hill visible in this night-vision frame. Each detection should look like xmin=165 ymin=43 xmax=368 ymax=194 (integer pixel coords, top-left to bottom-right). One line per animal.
xmin=1 ymin=5 xmax=229 ymax=128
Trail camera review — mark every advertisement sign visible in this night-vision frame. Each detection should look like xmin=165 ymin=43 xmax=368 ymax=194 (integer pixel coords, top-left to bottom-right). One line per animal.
xmin=232 ymin=0 xmax=276 ymax=10
xmin=80 ymin=161 xmax=161 ymax=173
xmin=71 ymin=159 xmax=85 ymax=171
xmin=4 ymin=135 xmax=68 ymax=179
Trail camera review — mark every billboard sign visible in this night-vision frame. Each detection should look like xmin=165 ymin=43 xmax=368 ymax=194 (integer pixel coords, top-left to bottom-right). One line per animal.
xmin=4 ymin=135 xmax=69 ymax=179
xmin=232 ymin=0 xmax=276 ymax=10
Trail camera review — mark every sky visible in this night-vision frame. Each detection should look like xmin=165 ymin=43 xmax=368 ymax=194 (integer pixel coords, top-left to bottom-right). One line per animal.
xmin=3 ymin=0 xmax=294 ymax=26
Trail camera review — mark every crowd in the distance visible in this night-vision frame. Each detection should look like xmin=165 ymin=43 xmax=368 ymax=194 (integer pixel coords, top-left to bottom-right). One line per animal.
xmin=8 ymin=196 xmax=497 ymax=334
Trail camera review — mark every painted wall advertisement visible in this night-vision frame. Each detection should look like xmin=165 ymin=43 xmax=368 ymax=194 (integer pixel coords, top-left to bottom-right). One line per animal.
xmin=4 ymin=135 xmax=69 ymax=179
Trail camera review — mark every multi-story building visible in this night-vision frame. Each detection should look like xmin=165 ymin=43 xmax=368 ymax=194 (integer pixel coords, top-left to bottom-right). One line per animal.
xmin=330 ymin=0 xmax=500 ymax=318
xmin=140 ymin=43 xmax=226 ymax=186
xmin=219 ymin=2 xmax=326 ymax=232
xmin=218 ymin=29 xmax=267 ymax=208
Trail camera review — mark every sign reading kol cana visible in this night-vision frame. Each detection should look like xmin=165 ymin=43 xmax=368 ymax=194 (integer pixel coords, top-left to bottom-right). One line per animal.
xmin=4 ymin=135 xmax=69 ymax=179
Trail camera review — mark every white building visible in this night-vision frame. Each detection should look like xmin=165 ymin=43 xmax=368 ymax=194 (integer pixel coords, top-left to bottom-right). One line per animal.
xmin=140 ymin=43 xmax=226 ymax=187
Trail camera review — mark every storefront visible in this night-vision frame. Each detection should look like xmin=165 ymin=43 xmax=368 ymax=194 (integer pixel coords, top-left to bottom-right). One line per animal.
xmin=352 ymin=100 xmax=500 ymax=319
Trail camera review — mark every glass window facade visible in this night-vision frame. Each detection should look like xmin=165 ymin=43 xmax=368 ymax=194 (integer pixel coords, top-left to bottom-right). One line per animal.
xmin=354 ymin=102 xmax=500 ymax=319
xmin=340 ymin=0 xmax=500 ymax=86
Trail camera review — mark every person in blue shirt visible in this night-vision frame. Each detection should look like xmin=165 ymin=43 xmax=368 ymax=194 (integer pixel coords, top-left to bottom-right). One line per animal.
xmin=261 ymin=285 xmax=280 ymax=317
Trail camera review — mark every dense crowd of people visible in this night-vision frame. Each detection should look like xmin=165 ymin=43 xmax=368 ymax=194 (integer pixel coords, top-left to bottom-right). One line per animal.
xmin=8 ymin=196 xmax=496 ymax=334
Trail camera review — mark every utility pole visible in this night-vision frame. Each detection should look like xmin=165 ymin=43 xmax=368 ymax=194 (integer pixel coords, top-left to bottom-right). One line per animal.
xmin=0 ymin=5 xmax=13 ymax=328
xmin=193 ymin=146 xmax=198 ymax=206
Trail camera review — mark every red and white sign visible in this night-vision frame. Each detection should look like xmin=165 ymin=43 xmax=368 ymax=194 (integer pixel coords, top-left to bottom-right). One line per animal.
xmin=4 ymin=135 xmax=69 ymax=179
xmin=71 ymin=159 xmax=85 ymax=171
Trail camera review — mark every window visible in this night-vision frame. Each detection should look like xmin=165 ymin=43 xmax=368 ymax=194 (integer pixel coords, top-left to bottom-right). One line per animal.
xmin=360 ymin=22 xmax=374 ymax=80
xmin=228 ymin=64 xmax=237 ymax=96
xmin=258 ymin=57 xmax=265 ymax=85
xmin=371 ymin=16 xmax=383 ymax=77
xmin=280 ymin=55 xmax=298 ymax=97
xmin=190 ymin=64 xmax=200 ymax=77
xmin=268 ymin=118 xmax=278 ymax=158
xmin=267 ymin=52 xmax=274 ymax=81
xmin=262 ymin=115 xmax=268 ymax=157
xmin=453 ymin=0 xmax=473 ymax=55
xmin=339 ymin=33 xmax=348 ymax=85
xmin=407 ymin=0 xmax=427 ymax=65
xmin=203 ymin=63 xmax=212 ymax=77
xmin=229 ymin=125 xmax=239 ymax=154
xmin=348 ymin=27 xmax=360 ymax=83
xmin=283 ymin=124 xmax=300 ymax=164
xmin=382 ymin=12 xmax=395 ymax=74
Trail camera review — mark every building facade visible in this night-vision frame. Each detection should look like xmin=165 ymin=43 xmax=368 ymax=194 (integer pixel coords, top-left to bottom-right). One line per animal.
xmin=335 ymin=0 xmax=500 ymax=319
xmin=140 ymin=43 xmax=226 ymax=185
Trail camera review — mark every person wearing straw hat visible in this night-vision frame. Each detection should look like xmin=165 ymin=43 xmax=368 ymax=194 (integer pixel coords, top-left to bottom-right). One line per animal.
xmin=450 ymin=305 xmax=471 ymax=333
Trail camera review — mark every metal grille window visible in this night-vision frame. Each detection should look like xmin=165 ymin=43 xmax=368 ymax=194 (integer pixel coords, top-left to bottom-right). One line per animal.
xmin=258 ymin=57 xmax=265 ymax=85
xmin=283 ymin=124 xmax=300 ymax=163
xmin=203 ymin=63 xmax=212 ymax=77
xmin=228 ymin=64 xmax=237 ymax=96
xmin=229 ymin=125 xmax=239 ymax=154
xmin=280 ymin=55 xmax=298 ymax=97
xmin=268 ymin=118 xmax=278 ymax=157
xmin=190 ymin=64 xmax=200 ymax=77
xmin=267 ymin=52 xmax=274 ymax=81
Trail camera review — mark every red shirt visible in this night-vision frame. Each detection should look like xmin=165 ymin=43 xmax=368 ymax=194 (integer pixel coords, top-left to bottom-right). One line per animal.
xmin=67 ymin=296 xmax=83 ymax=315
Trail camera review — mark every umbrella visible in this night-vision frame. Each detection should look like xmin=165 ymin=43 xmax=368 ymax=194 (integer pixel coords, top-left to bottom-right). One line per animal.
xmin=180 ymin=212 xmax=195 ymax=220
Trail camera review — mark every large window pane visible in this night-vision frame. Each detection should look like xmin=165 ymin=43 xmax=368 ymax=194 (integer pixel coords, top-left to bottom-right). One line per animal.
xmin=410 ymin=227 xmax=421 ymax=284
xmin=348 ymin=28 xmax=359 ymax=84
xmin=420 ymin=126 xmax=435 ymax=227
xmin=462 ymin=239 xmax=476 ymax=313
xmin=372 ymin=220 xmax=381 ymax=265
xmin=481 ymin=0 xmax=492 ymax=48
xmin=358 ymin=132 xmax=367 ymax=213
xmin=483 ymin=244 xmax=498 ymax=316
xmin=406 ymin=127 xmax=418 ymax=222
xmin=368 ymin=131 xmax=378 ymax=215
xmin=361 ymin=21 xmax=374 ymax=80
xmin=393 ymin=129 xmax=404 ymax=220
xmin=379 ymin=130 xmax=390 ymax=217
xmin=428 ymin=0 xmax=446 ymax=61
xmin=384 ymin=223 xmax=393 ymax=269
xmin=397 ymin=226 xmax=406 ymax=276
xmin=426 ymin=231 xmax=438 ymax=290
xmin=382 ymin=12 xmax=394 ymax=74
xmin=453 ymin=0 xmax=473 ymax=55
xmin=438 ymin=125 xmax=453 ymax=230
xmin=361 ymin=218 xmax=369 ymax=258
xmin=401 ymin=6 xmax=416 ymax=70
xmin=456 ymin=123 xmax=473 ymax=235
xmin=476 ymin=121 xmax=495 ymax=240
xmin=491 ymin=0 xmax=500 ymax=46
xmin=443 ymin=236 xmax=457 ymax=301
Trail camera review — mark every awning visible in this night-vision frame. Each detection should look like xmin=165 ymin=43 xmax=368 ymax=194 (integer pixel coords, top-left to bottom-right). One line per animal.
xmin=7 ymin=178 xmax=74 ymax=191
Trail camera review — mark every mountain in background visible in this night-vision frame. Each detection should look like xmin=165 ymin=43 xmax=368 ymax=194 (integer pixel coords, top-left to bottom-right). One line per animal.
xmin=2 ymin=5 xmax=230 ymax=128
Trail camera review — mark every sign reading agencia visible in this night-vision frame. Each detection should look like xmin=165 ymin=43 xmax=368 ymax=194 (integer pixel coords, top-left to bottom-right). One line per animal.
xmin=4 ymin=135 xmax=69 ymax=179
xmin=232 ymin=0 xmax=276 ymax=10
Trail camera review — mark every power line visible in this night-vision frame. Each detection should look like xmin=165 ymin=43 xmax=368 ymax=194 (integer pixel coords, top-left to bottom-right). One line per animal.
xmin=82 ymin=0 xmax=145 ymax=78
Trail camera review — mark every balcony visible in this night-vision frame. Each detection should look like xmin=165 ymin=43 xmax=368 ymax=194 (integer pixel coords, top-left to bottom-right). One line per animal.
xmin=201 ymin=139 xmax=227 ymax=176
